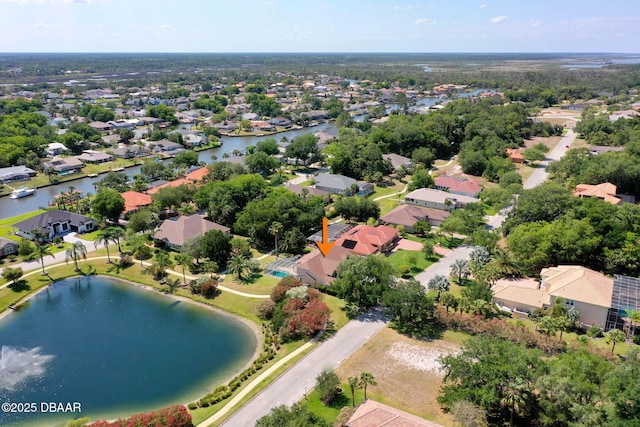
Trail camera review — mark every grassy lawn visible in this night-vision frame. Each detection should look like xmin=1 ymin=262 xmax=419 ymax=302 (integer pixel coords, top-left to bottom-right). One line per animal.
xmin=377 ymin=197 xmax=401 ymax=216
xmin=305 ymin=387 xmax=356 ymax=424
xmin=386 ymin=249 xmax=437 ymax=277
xmin=220 ymin=273 xmax=279 ymax=295
xmin=0 ymin=210 xmax=47 ymax=242
xmin=370 ymin=180 xmax=406 ymax=200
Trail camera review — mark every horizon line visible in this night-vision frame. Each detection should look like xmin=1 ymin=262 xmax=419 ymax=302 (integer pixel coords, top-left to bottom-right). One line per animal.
xmin=1 ymin=51 xmax=639 ymax=55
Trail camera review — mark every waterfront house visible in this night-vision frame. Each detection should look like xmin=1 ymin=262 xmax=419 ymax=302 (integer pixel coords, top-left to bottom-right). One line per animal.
xmin=42 ymin=158 xmax=84 ymax=175
xmin=77 ymin=151 xmax=113 ymax=164
xmin=0 ymin=165 xmax=37 ymax=184
xmin=13 ymin=210 xmax=96 ymax=241
xmin=148 ymin=139 xmax=184 ymax=154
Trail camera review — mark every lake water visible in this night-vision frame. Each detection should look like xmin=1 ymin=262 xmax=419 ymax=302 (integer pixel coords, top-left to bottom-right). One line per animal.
xmin=0 ymin=276 xmax=257 ymax=426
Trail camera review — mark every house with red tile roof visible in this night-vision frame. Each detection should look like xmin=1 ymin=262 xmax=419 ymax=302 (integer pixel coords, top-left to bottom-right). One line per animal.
xmin=120 ymin=191 xmax=152 ymax=217
xmin=185 ymin=166 xmax=210 ymax=183
xmin=434 ymin=175 xmax=482 ymax=197
xmin=573 ymin=182 xmax=629 ymax=205
xmin=295 ymin=246 xmax=353 ymax=286
xmin=347 ymin=399 xmax=444 ymax=427
xmin=145 ymin=178 xmax=192 ymax=195
xmin=506 ymin=148 xmax=524 ymax=163
xmin=335 ymin=224 xmax=398 ymax=256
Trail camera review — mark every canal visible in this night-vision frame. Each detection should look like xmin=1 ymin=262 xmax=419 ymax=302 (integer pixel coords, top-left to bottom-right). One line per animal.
xmin=0 ymin=123 xmax=336 ymax=217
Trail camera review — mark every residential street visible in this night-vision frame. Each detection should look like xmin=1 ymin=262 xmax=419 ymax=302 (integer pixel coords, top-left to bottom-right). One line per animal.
xmin=523 ymin=129 xmax=576 ymax=189
xmin=216 ymin=309 xmax=389 ymax=427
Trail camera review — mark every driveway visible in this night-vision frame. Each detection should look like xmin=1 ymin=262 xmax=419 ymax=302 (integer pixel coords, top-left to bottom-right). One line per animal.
xmin=415 ymin=245 xmax=475 ymax=285
xmin=215 ymin=309 xmax=389 ymax=427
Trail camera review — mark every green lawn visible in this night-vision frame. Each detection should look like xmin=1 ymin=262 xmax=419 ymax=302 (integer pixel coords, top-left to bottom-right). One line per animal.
xmin=386 ymin=249 xmax=438 ymax=277
xmin=305 ymin=387 xmax=358 ymax=424
xmin=0 ymin=210 xmax=46 ymax=242
xmin=220 ymin=272 xmax=280 ymax=295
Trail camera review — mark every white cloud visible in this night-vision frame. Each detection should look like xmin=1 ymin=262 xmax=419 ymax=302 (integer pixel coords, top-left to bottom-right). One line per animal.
xmin=31 ymin=22 xmax=60 ymax=28
xmin=394 ymin=5 xmax=412 ymax=11
xmin=490 ymin=15 xmax=507 ymax=24
xmin=415 ymin=18 xmax=434 ymax=25
xmin=530 ymin=19 xmax=542 ymax=27
xmin=159 ymin=24 xmax=176 ymax=32
xmin=480 ymin=3 xmax=487 ymax=8
xmin=0 ymin=0 xmax=94 ymax=4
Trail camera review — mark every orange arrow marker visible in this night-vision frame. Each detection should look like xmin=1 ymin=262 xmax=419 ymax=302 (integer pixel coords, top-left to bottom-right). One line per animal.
xmin=315 ymin=217 xmax=335 ymax=257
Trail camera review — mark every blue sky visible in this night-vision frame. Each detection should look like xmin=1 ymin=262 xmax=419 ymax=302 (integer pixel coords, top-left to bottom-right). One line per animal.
xmin=0 ymin=0 xmax=638 ymax=53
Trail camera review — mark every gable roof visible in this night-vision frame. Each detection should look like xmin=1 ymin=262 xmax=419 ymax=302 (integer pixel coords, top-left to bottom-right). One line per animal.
xmin=120 ymin=191 xmax=152 ymax=214
xmin=154 ymin=215 xmax=229 ymax=247
xmin=13 ymin=210 xmax=94 ymax=235
xmin=541 ymin=265 xmax=614 ymax=308
xmin=146 ymin=178 xmax=192 ymax=195
xmin=347 ymin=400 xmax=444 ymax=427
xmin=382 ymin=153 xmax=413 ymax=170
xmin=335 ymin=225 xmax=398 ymax=255
xmin=434 ymin=175 xmax=482 ymax=196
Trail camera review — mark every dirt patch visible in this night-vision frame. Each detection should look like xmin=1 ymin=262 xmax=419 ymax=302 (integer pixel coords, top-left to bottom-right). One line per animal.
xmin=335 ymin=328 xmax=459 ymax=426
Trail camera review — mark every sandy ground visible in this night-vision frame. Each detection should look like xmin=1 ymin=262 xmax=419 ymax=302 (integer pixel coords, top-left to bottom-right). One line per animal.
xmin=336 ymin=328 xmax=460 ymax=426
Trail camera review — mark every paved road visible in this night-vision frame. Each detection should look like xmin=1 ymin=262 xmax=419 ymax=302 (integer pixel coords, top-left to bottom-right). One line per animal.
xmin=415 ymin=245 xmax=475 ymax=285
xmin=523 ymin=129 xmax=576 ymax=189
xmin=218 ymin=309 xmax=389 ymax=427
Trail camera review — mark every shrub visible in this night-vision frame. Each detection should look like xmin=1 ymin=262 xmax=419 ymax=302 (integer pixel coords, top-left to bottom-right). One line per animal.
xmin=88 ymin=405 xmax=193 ymax=427
xmin=587 ymin=324 xmax=604 ymax=338
xmin=256 ymin=300 xmax=276 ymax=320
xmin=633 ymin=335 xmax=640 ymax=345
xmin=315 ymin=368 xmax=342 ymax=406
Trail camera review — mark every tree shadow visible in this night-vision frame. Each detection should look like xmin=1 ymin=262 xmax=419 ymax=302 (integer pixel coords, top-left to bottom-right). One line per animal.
xmin=8 ymin=280 xmax=31 ymax=292
xmin=326 ymin=392 xmax=350 ymax=410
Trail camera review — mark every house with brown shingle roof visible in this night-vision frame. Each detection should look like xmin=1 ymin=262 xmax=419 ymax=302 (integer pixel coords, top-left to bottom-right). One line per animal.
xmin=492 ymin=265 xmax=614 ymax=328
xmin=347 ymin=400 xmax=444 ymax=427
xmin=153 ymin=214 xmax=230 ymax=250
xmin=379 ymin=204 xmax=450 ymax=230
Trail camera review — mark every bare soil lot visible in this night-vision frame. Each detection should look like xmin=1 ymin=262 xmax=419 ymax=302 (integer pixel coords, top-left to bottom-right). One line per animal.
xmin=335 ymin=327 xmax=462 ymax=426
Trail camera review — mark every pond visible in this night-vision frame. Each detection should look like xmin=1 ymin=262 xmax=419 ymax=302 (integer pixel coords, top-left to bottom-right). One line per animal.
xmin=0 ymin=276 xmax=258 ymax=426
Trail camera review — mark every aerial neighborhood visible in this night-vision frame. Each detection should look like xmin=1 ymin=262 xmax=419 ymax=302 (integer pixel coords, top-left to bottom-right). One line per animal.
xmin=1 ymin=53 xmax=640 ymax=427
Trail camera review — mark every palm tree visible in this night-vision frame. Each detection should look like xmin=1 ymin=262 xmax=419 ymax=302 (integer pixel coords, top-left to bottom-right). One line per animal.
xmin=268 ymin=221 xmax=283 ymax=258
xmin=360 ymin=372 xmax=376 ymax=400
xmin=154 ymin=251 xmax=174 ymax=279
xmin=111 ymin=227 xmax=125 ymax=253
xmin=427 ymin=275 xmax=450 ymax=301
xmin=174 ymin=252 xmax=192 ymax=285
xmin=606 ymin=329 xmax=626 ymax=354
xmin=33 ymin=243 xmax=54 ymax=275
xmin=202 ymin=260 xmax=219 ymax=279
xmin=450 ymin=259 xmax=471 ymax=283
xmin=500 ymin=378 xmax=529 ymax=427
xmin=487 ymin=249 xmax=523 ymax=278
xmin=95 ymin=228 xmax=116 ymax=263
xmin=65 ymin=241 xmax=87 ymax=271
xmin=228 ymin=255 xmax=251 ymax=282
xmin=348 ymin=376 xmax=360 ymax=407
